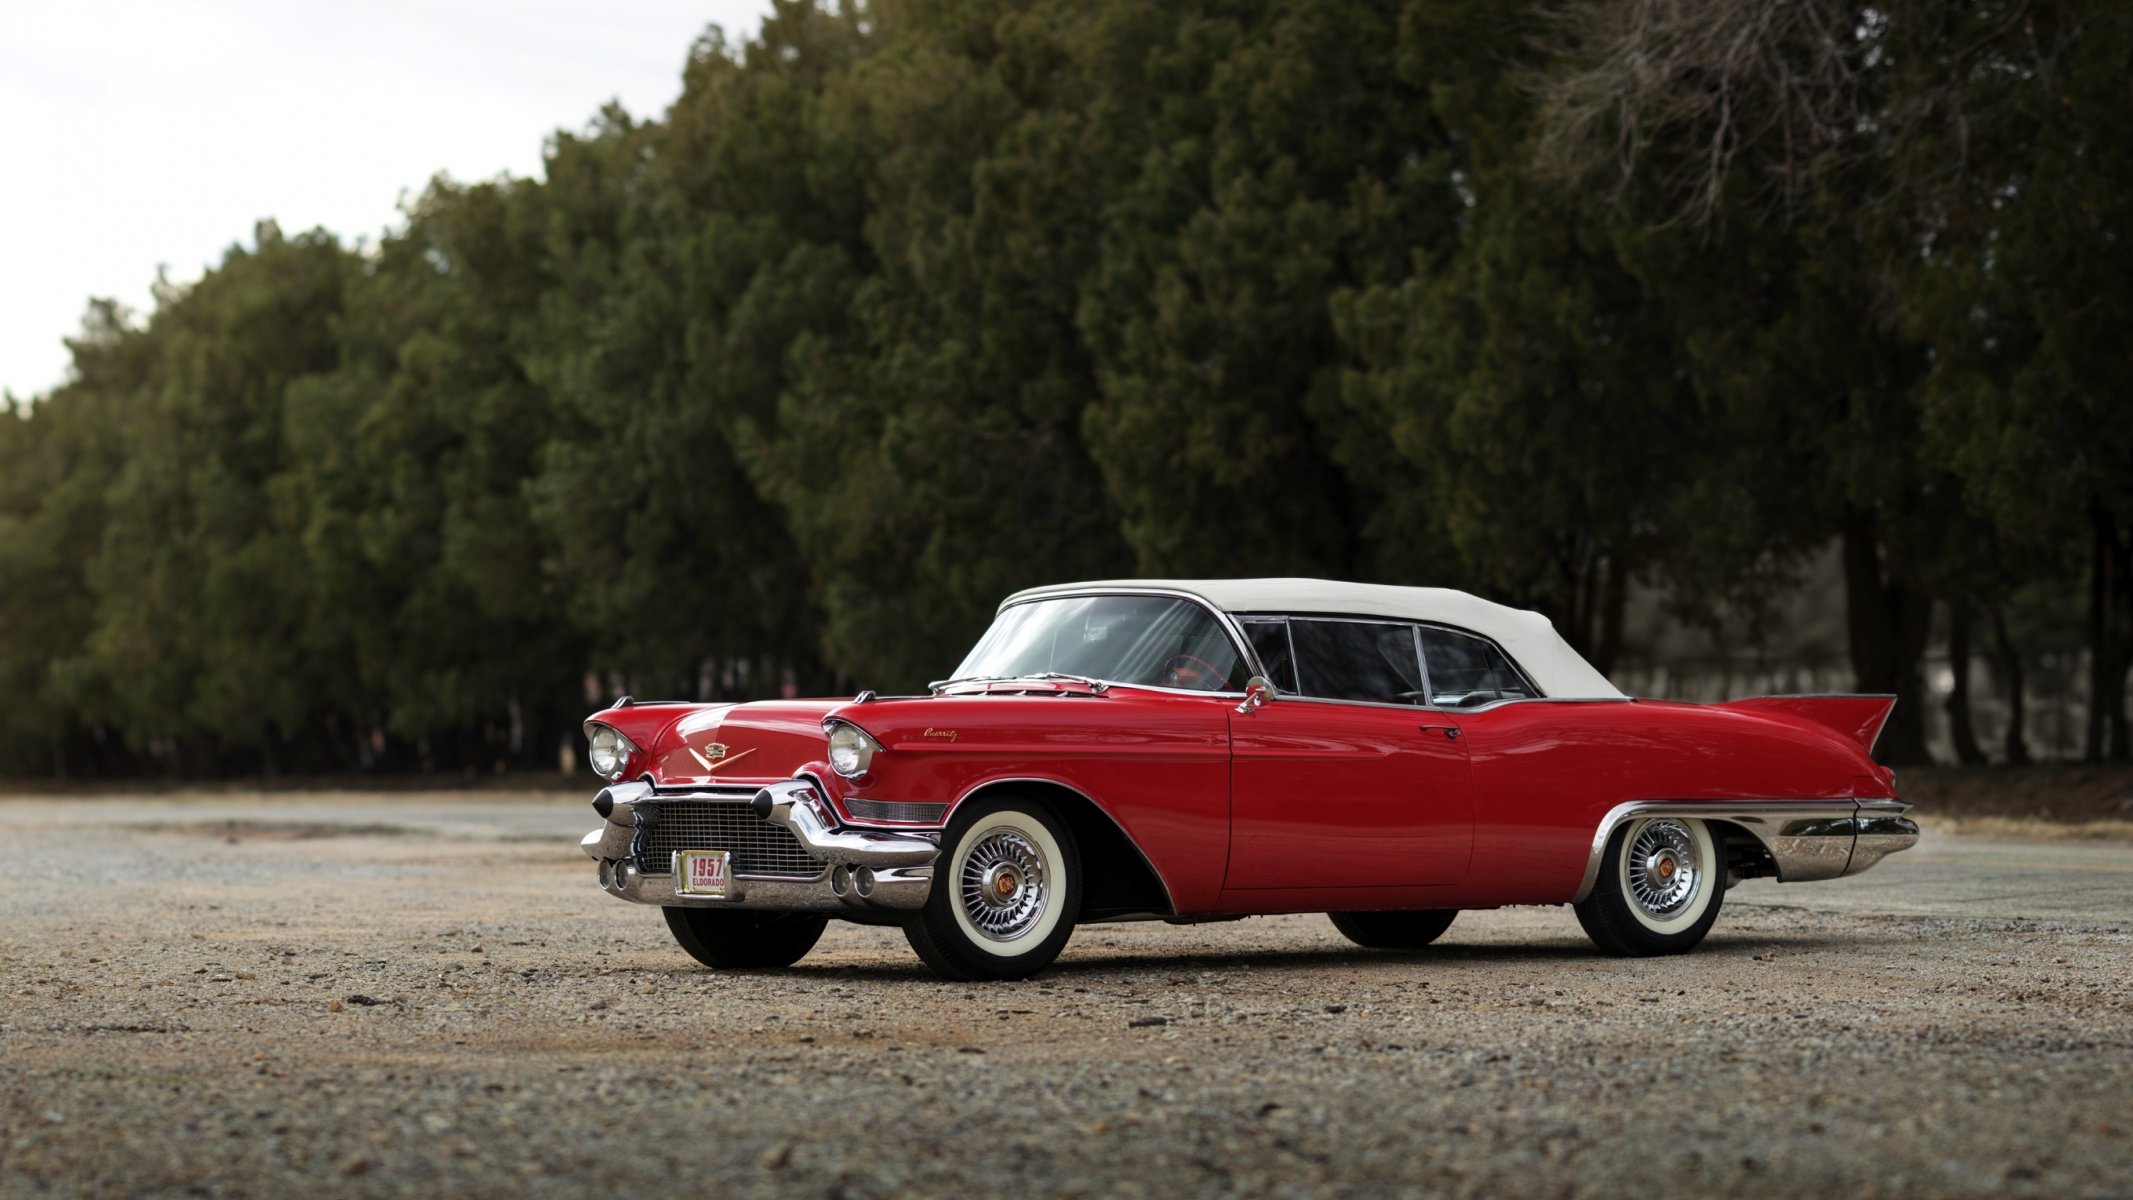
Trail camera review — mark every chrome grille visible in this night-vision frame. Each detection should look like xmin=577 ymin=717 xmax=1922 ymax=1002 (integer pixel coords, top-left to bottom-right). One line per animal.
xmin=634 ymin=800 xmax=821 ymax=879
xmin=843 ymin=798 xmax=948 ymax=825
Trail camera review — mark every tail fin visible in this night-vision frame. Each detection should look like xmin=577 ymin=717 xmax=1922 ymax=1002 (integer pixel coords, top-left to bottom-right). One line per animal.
xmin=1720 ymin=694 xmax=1897 ymax=755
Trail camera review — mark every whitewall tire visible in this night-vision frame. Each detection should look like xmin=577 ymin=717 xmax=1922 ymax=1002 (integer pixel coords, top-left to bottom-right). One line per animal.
xmin=1573 ymin=815 xmax=1726 ymax=956
xmin=904 ymin=795 xmax=1081 ymax=980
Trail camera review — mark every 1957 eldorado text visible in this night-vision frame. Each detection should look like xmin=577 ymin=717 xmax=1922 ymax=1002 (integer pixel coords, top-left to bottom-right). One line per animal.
xmin=577 ymin=579 xmax=1918 ymax=980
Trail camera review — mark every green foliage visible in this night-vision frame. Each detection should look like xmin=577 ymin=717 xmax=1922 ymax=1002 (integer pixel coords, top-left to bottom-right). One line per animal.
xmin=0 ymin=0 xmax=2126 ymax=774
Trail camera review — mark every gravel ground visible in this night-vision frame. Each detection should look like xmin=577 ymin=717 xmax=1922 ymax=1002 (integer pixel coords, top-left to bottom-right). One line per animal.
xmin=2 ymin=792 xmax=2130 ymax=1199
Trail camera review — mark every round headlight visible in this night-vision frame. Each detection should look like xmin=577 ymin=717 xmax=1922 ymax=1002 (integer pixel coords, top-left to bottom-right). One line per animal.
xmin=586 ymin=724 xmax=635 ymax=781
xmin=826 ymin=722 xmax=881 ymax=778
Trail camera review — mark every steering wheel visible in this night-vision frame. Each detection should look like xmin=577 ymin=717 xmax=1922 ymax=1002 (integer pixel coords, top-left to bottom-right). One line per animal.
xmin=1162 ymin=653 xmax=1232 ymax=691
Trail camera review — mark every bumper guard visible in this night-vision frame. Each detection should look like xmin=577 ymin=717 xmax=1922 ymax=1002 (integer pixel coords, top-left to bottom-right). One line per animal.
xmin=580 ymin=780 xmax=939 ymax=913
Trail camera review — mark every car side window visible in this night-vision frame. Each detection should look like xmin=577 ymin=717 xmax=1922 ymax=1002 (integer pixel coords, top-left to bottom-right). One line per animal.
xmin=1418 ymin=626 xmax=1536 ymax=706
xmin=1289 ymin=620 xmax=1428 ymax=706
xmin=1239 ymin=620 xmax=1299 ymax=694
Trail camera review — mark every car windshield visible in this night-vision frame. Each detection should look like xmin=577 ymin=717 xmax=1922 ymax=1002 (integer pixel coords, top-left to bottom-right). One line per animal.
xmin=946 ymin=595 xmax=1246 ymax=692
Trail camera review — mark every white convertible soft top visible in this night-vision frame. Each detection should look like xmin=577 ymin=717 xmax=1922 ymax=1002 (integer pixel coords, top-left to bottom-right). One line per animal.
xmin=1002 ymin=578 xmax=1627 ymax=700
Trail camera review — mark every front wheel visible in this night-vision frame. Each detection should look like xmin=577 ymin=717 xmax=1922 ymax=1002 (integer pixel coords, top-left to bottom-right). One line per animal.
xmin=1573 ymin=815 xmax=1726 ymax=956
xmin=903 ymin=795 xmax=1081 ymax=980
xmin=663 ymin=907 xmax=827 ymax=969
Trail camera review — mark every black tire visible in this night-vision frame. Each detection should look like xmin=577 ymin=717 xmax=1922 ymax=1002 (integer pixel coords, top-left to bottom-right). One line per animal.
xmin=903 ymin=794 xmax=1081 ymax=981
xmin=1329 ymin=909 xmax=1458 ymax=949
xmin=663 ymin=907 xmax=827 ymax=969
xmin=1573 ymin=815 xmax=1727 ymax=956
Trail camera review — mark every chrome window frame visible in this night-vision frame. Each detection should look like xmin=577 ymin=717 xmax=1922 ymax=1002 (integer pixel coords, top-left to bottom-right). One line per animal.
xmin=978 ymin=587 xmax=1262 ymax=698
xmin=1412 ymin=621 xmax=1543 ymax=708
xmin=1228 ymin=612 xmax=1446 ymax=714
xmin=1234 ymin=615 xmax=1301 ymax=695
xmin=977 ymin=592 xmax=1629 ymax=714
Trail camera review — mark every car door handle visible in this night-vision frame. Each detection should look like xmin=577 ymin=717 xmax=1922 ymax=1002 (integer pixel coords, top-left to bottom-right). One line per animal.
xmin=1418 ymin=724 xmax=1460 ymax=740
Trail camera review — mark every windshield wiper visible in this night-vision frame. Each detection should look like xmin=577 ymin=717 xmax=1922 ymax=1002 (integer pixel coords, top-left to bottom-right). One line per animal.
xmin=928 ymin=672 xmax=1111 ymax=694
xmin=927 ymin=674 xmax=1016 ymax=691
xmin=1032 ymin=672 xmax=1111 ymax=692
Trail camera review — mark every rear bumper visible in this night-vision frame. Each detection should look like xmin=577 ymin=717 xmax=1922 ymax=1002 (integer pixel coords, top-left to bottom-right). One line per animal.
xmin=580 ymin=780 xmax=939 ymax=913
xmin=1573 ymin=798 xmax=1919 ymax=903
xmin=1847 ymin=803 xmax=1922 ymax=875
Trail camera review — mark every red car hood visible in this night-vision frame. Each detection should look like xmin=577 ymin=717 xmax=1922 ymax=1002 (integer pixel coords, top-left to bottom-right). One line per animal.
xmin=589 ymin=699 xmax=840 ymax=788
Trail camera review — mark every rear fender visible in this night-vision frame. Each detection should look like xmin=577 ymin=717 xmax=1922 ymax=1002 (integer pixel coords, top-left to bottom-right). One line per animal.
xmin=1720 ymin=695 xmax=1896 ymax=757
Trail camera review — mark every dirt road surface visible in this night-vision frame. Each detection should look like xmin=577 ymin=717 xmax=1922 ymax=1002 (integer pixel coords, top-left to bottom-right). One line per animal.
xmin=3 ymin=792 xmax=2129 ymax=1198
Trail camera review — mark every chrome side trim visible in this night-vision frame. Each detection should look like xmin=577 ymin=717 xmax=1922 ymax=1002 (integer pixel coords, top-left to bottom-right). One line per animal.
xmin=1571 ymin=798 xmax=1917 ymax=903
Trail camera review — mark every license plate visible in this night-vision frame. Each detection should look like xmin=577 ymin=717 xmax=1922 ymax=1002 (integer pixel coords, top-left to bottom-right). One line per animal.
xmin=675 ymin=849 xmax=732 ymax=897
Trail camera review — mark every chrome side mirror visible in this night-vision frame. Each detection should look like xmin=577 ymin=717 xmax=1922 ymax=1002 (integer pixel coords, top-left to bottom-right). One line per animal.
xmin=1236 ymin=675 xmax=1275 ymax=715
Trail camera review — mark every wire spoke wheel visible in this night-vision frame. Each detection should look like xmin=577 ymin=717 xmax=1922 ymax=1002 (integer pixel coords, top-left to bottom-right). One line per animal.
xmin=956 ymin=828 xmax=1050 ymax=941
xmin=1574 ymin=814 xmax=1725 ymax=956
xmin=1625 ymin=819 xmax=1700 ymax=920
xmin=905 ymin=796 xmax=1081 ymax=981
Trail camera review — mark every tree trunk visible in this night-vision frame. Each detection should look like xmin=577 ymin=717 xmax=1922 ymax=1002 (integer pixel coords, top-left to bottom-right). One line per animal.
xmin=1594 ymin=555 xmax=1629 ymax=678
xmin=1990 ymin=607 xmax=2030 ymax=765
xmin=2087 ymin=511 xmax=2107 ymax=762
xmin=2097 ymin=511 xmax=2133 ymax=761
xmin=1943 ymin=599 xmax=1985 ymax=766
xmin=1555 ymin=552 xmax=1629 ymax=677
xmin=1840 ymin=510 xmax=1933 ymax=764
xmin=2085 ymin=508 xmax=2133 ymax=762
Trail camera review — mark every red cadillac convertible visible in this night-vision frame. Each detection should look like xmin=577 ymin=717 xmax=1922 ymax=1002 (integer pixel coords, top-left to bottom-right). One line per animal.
xmin=578 ymin=580 xmax=1918 ymax=980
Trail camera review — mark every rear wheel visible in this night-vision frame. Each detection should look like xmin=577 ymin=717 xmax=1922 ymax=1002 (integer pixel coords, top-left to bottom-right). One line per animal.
xmin=1573 ymin=816 xmax=1726 ymax=956
xmin=1329 ymin=909 xmax=1458 ymax=949
xmin=903 ymin=795 xmax=1080 ymax=981
xmin=663 ymin=907 xmax=827 ymax=970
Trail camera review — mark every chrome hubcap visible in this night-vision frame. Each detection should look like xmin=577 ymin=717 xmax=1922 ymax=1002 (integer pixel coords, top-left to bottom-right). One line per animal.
xmin=958 ymin=829 xmax=1048 ymax=941
xmin=1627 ymin=819 xmax=1700 ymax=918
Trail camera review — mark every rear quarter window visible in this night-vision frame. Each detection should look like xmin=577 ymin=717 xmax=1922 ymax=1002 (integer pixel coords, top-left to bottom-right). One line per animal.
xmin=1418 ymin=627 xmax=1536 ymax=706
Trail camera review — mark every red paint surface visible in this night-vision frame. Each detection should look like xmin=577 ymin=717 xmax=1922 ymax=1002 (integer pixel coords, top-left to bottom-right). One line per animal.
xmin=1226 ymin=702 xmax=1473 ymax=888
xmin=1719 ymin=695 xmax=1898 ymax=760
xmin=587 ymin=686 xmax=1895 ymax=916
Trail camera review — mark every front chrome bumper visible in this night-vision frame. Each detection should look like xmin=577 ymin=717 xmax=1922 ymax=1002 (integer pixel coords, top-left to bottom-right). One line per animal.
xmin=581 ymin=780 xmax=940 ymax=913
xmin=1573 ymin=798 xmax=1920 ymax=904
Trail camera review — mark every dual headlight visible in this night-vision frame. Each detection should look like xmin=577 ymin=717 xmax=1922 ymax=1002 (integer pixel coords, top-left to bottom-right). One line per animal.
xmin=586 ymin=723 xmax=639 ymax=781
xmin=825 ymin=720 xmax=882 ymax=779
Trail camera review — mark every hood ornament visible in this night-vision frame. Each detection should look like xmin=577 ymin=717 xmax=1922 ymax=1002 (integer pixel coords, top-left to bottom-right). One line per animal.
xmin=688 ymin=742 xmax=757 ymax=773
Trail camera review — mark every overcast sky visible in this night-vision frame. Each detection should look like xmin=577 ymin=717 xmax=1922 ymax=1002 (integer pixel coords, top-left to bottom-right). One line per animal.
xmin=0 ymin=0 xmax=771 ymax=401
